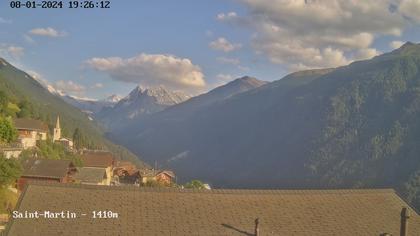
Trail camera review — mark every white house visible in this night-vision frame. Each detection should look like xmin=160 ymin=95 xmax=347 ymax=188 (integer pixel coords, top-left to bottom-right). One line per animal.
xmin=13 ymin=118 xmax=48 ymax=149
xmin=0 ymin=143 xmax=23 ymax=159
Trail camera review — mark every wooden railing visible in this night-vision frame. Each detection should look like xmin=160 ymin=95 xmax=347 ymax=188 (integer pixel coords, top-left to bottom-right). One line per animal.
xmin=0 ymin=143 xmax=23 ymax=149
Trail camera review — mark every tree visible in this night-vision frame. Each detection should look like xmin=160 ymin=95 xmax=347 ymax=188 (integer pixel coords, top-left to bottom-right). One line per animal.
xmin=0 ymin=117 xmax=17 ymax=143
xmin=17 ymin=100 xmax=33 ymax=118
xmin=184 ymin=180 xmax=206 ymax=189
xmin=73 ymin=128 xmax=84 ymax=150
xmin=0 ymin=156 xmax=22 ymax=186
xmin=0 ymin=91 xmax=8 ymax=114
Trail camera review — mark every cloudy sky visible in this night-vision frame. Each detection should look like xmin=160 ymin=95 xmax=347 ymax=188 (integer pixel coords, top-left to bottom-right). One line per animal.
xmin=1 ymin=0 xmax=420 ymax=99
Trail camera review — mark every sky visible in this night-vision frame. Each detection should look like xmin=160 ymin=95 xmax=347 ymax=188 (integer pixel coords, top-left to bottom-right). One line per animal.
xmin=1 ymin=0 xmax=420 ymax=100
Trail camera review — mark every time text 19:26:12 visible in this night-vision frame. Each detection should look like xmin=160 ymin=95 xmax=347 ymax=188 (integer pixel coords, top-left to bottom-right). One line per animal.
xmin=9 ymin=1 xmax=111 ymax=9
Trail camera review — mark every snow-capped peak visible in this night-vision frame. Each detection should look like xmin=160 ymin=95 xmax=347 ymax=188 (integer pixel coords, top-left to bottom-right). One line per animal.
xmin=105 ymin=94 xmax=122 ymax=103
xmin=67 ymin=95 xmax=98 ymax=102
xmin=122 ymin=85 xmax=190 ymax=106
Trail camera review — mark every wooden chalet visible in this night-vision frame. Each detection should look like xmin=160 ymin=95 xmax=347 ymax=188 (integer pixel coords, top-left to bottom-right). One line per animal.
xmin=81 ymin=151 xmax=115 ymax=185
xmin=139 ymin=169 xmax=175 ymax=185
xmin=113 ymin=161 xmax=140 ymax=185
xmin=155 ymin=170 xmax=175 ymax=185
xmin=17 ymin=159 xmax=76 ymax=191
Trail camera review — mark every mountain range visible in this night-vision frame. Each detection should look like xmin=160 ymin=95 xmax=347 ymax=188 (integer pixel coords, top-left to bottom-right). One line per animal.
xmin=14 ymin=42 xmax=420 ymax=210
xmin=61 ymin=94 xmax=122 ymax=115
xmin=107 ymin=42 xmax=420 ymax=210
xmin=95 ymin=86 xmax=190 ymax=130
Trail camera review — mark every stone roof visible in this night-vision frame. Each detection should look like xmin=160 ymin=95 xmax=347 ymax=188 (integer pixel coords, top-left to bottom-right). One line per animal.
xmin=13 ymin=118 xmax=48 ymax=132
xmin=5 ymin=183 xmax=420 ymax=235
xmin=73 ymin=167 xmax=106 ymax=183
xmin=21 ymin=159 xmax=73 ymax=179
xmin=81 ymin=151 xmax=114 ymax=168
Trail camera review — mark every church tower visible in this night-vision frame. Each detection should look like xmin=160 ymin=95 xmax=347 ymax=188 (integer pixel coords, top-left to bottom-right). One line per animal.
xmin=53 ymin=116 xmax=61 ymax=142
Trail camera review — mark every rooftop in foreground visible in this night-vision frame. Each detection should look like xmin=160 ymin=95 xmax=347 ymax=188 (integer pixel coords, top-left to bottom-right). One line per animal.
xmin=5 ymin=183 xmax=420 ymax=235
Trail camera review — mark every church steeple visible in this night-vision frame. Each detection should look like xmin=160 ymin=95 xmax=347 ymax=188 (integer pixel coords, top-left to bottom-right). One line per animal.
xmin=55 ymin=116 xmax=60 ymax=129
xmin=53 ymin=115 xmax=61 ymax=142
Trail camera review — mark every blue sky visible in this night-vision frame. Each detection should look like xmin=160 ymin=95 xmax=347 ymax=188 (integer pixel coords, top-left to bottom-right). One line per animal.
xmin=1 ymin=0 xmax=420 ymax=99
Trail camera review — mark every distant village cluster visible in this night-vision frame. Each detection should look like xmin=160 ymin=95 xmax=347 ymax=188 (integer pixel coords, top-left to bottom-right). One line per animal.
xmin=0 ymin=116 xmax=177 ymax=190
xmin=1 ymin=116 xmax=73 ymax=157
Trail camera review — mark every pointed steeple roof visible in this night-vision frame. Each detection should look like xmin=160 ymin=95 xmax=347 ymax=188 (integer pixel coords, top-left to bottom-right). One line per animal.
xmin=55 ymin=115 xmax=60 ymax=129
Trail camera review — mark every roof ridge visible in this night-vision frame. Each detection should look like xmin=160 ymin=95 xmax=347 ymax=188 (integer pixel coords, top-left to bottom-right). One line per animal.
xmin=24 ymin=182 xmax=396 ymax=194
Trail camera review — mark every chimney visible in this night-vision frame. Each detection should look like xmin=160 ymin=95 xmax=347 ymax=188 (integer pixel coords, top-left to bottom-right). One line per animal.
xmin=400 ymin=207 xmax=410 ymax=236
xmin=254 ymin=218 xmax=259 ymax=236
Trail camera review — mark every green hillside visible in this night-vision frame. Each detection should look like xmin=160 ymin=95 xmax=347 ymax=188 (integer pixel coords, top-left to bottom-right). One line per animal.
xmin=0 ymin=58 xmax=147 ymax=168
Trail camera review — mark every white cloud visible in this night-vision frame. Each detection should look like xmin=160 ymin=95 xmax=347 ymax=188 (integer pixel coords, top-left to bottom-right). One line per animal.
xmin=216 ymin=12 xmax=238 ymax=21
xmin=6 ymin=46 xmax=24 ymax=59
xmin=26 ymin=71 xmax=87 ymax=96
xmin=91 ymin=83 xmax=104 ymax=89
xmin=54 ymin=80 xmax=86 ymax=94
xmin=0 ymin=44 xmax=24 ymax=59
xmin=217 ymin=57 xmax=240 ymax=65
xmin=209 ymin=37 xmax=242 ymax=52
xmin=217 ymin=0 xmax=417 ymax=70
xmin=256 ymin=41 xmax=350 ymax=70
xmin=85 ymin=53 xmax=206 ymax=93
xmin=29 ymin=27 xmax=67 ymax=37
xmin=354 ymin=48 xmax=381 ymax=61
xmin=0 ymin=17 xmax=12 ymax=24
xmin=399 ymin=0 xmax=420 ymax=23
xmin=389 ymin=40 xmax=405 ymax=49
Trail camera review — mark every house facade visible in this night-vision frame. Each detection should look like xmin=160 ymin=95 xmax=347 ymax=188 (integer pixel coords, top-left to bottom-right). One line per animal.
xmin=13 ymin=118 xmax=48 ymax=149
xmin=81 ymin=151 xmax=115 ymax=185
xmin=139 ymin=169 xmax=175 ymax=185
xmin=155 ymin=171 xmax=175 ymax=185
xmin=139 ymin=169 xmax=157 ymax=184
xmin=113 ymin=161 xmax=140 ymax=185
xmin=0 ymin=143 xmax=23 ymax=159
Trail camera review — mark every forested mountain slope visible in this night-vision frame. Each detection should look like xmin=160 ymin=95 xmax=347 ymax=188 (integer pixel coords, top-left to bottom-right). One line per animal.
xmin=112 ymin=42 xmax=420 ymax=209
xmin=0 ymin=58 xmax=147 ymax=167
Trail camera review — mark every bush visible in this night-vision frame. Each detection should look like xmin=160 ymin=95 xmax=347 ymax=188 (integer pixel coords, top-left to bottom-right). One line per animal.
xmin=184 ymin=180 xmax=206 ymax=189
xmin=0 ymin=117 xmax=17 ymax=143
xmin=0 ymin=156 xmax=22 ymax=186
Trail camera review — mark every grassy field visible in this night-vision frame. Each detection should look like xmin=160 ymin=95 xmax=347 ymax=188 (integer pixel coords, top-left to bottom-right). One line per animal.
xmin=0 ymin=187 xmax=18 ymax=214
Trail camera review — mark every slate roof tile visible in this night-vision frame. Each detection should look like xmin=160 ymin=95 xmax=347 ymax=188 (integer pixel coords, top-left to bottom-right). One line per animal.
xmin=5 ymin=183 xmax=420 ymax=236
xmin=21 ymin=159 xmax=73 ymax=179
